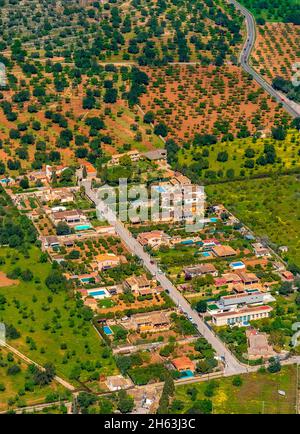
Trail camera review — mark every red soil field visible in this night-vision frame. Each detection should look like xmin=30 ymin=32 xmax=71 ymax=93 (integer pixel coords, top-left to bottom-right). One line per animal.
xmin=139 ymin=64 xmax=289 ymax=144
xmin=252 ymin=23 xmax=300 ymax=82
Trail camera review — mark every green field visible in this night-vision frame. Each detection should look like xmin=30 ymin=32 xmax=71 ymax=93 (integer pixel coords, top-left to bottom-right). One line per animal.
xmin=206 ymin=174 xmax=300 ymax=267
xmin=0 ymin=347 xmax=69 ymax=412
xmin=238 ymin=0 xmax=300 ymax=23
xmin=0 ymin=246 xmax=117 ymax=387
xmin=177 ymin=130 xmax=300 ymax=182
xmin=174 ymin=365 xmax=298 ymax=414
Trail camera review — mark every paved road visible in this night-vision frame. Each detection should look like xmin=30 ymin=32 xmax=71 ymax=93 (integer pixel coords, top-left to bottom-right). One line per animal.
xmin=79 ymin=176 xmax=247 ymax=375
xmin=228 ymin=0 xmax=300 ymax=118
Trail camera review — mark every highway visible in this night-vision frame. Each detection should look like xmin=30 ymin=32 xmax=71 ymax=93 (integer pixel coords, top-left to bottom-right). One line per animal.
xmin=79 ymin=175 xmax=247 ymax=375
xmin=228 ymin=0 xmax=300 ymax=118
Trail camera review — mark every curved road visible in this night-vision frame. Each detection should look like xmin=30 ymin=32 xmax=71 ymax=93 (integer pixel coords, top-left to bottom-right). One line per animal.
xmin=79 ymin=175 xmax=247 ymax=375
xmin=228 ymin=0 xmax=300 ymax=118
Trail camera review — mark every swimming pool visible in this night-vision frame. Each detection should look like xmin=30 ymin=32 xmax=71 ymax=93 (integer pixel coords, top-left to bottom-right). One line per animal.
xmin=181 ymin=240 xmax=194 ymax=245
xmin=180 ymin=370 xmax=194 ymax=378
xmin=103 ymin=326 xmax=113 ymax=335
xmin=210 ymin=217 xmax=218 ymax=222
xmin=230 ymin=261 xmax=245 ymax=269
xmin=81 ymin=277 xmax=93 ymax=283
xmin=89 ymin=290 xmax=106 ymax=297
xmin=201 ymin=252 xmax=210 ymax=257
xmin=155 ymin=186 xmax=167 ymax=193
xmin=75 ymin=224 xmax=92 ymax=231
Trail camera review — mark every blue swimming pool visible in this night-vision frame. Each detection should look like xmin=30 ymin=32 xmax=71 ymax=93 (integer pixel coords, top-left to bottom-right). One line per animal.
xmin=181 ymin=240 xmax=194 ymax=245
xmin=155 ymin=186 xmax=166 ymax=193
xmin=202 ymin=251 xmax=210 ymax=257
xmin=230 ymin=261 xmax=245 ymax=268
xmin=210 ymin=217 xmax=218 ymax=222
xmin=180 ymin=370 xmax=194 ymax=378
xmin=81 ymin=277 xmax=92 ymax=282
xmin=89 ymin=290 xmax=106 ymax=297
xmin=103 ymin=326 xmax=113 ymax=335
xmin=75 ymin=224 xmax=92 ymax=231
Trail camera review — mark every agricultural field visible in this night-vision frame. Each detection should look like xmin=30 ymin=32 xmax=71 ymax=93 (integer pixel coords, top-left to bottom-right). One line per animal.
xmin=252 ymin=23 xmax=300 ymax=82
xmin=139 ymin=64 xmax=289 ymax=144
xmin=0 ymin=245 xmax=117 ymax=389
xmin=0 ymin=347 xmax=69 ymax=413
xmin=174 ymin=364 xmax=298 ymax=414
xmin=0 ymin=0 xmax=243 ymax=64
xmin=0 ymin=62 xmax=163 ymax=174
xmin=206 ymin=175 xmax=300 ymax=267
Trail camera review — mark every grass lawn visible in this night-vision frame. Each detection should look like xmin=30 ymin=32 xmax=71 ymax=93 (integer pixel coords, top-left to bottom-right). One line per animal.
xmin=98 ymin=299 xmax=116 ymax=309
xmin=174 ymin=365 xmax=298 ymax=414
xmin=0 ymin=347 xmax=69 ymax=412
xmin=0 ymin=246 xmax=117 ymax=386
xmin=206 ymin=174 xmax=300 ymax=267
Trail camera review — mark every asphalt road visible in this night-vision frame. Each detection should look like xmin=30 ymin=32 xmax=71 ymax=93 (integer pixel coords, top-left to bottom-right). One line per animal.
xmin=228 ymin=0 xmax=300 ymax=118
xmin=80 ymin=176 xmax=247 ymax=375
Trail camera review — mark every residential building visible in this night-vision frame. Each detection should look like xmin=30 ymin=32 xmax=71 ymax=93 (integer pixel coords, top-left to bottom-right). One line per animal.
xmin=108 ymin=150 xmax=140 ymax=166
xmin=222 ymin=273 xmax=242 ymax=285
xmin=202 ymin=238 xmax=221 ymax=248
xmin=46 ymin=164 xmax=69 ymax=182
xmin=218 ymin=291 xmax=264 ymax=309
xmin=246 ymin=329 xmax=275 ymax=360
xmin=37 ymin=187 xmax=74 ymax=204
xmin=124 ymin=275 xmax=152 ymax=294
xmin=106 ymin=375 xmax=132 ymax=391
xmin=28 ymin=169 xmax=48 ymax=184
xmin=171 ymin=356 xmax=195 ymax=372
xmin=252 ymin=242 xmax=271 ymax=257
xmin=169 ymin=174 xmax=191 ymax=187
xmin=212 ymin=245 xmax=237 ymax=258
xmin=273 ymin=262 xmax=285 ymax=272
xmin=51 ymin=209 xmax=87 ymax=225
xmin=281 ymin=270 xmax=294 ymax=281
xmin=41 ymin=235 xmax=60 ymax=249
xmin=129 ymin=311 xmax=170 ymax=332
xmin=236 ymin=271 xmax=260 ymax=286
xmin=95 ymin=253 xmax=120 ymax=271
xmin=278 ymin=246 xmax=288 ymax=253
xmin=143 ymin=149 xmax=167 ymax=161
xmin=211 ymin=305 xmax=273 ymax=327
xmin=137 ymin=230 xmax=170 ymax=249
xmin=184 ymin=263 xmax=218 ymax=279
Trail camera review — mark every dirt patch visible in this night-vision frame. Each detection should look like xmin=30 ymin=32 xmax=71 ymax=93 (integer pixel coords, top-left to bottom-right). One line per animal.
xmin=0 ymin=272 xmax=18 ymax=287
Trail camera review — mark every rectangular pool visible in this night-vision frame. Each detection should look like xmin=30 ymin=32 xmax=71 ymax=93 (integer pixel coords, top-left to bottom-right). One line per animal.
xmin=75 ymin=224 xmax=92 ymax=231
xmin=81 ymin=277 xmax=93 ymax=283
xmin=180 ymin=370 xmax=194 ymax=378
xmin=201 ymin=252 xmax=211 ymax=257
xmin=88 ymin=288 xmax=111 ymax=299
xmin=210 ymin=217 xmax=218 ymax=222
xmin=89 ymin=290 xmax=106 ymax=297
xmin=230 ymin=261 xmax=245 ymax=269
xmin=103 ymin=326 xmax=113 ymax=335
xmin=155 ymin=186 xmax=167 ymax=193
